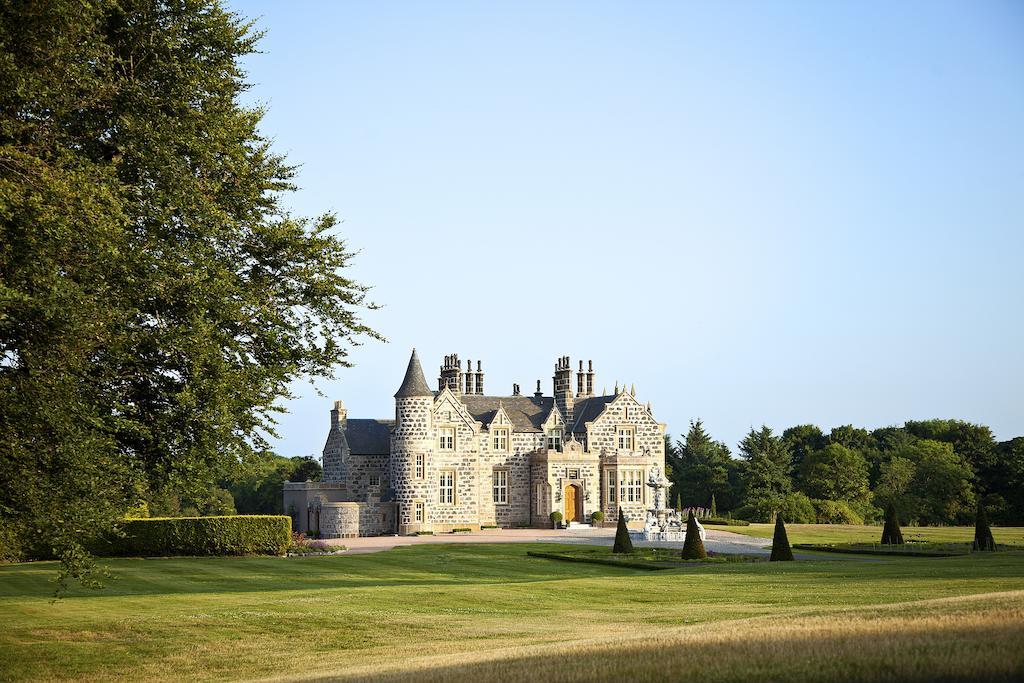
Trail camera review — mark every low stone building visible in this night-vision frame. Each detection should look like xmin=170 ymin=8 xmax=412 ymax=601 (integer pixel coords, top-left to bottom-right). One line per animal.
xmin=284 ymin=350 xmax=666 ymax=537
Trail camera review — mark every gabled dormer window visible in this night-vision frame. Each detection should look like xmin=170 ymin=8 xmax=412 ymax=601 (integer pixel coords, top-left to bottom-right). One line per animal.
xmin=547 ymin=429 xmax=562 ymax=452
xmin=617 ymin=426 xmax=635 ymax=451
xmin=493 ymin=427 xmax=509 ymax=452
xmin=439 ymin=427 xmax=455 ymax=450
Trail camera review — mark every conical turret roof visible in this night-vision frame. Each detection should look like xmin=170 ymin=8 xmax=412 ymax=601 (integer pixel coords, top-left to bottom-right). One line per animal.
xmin=394 ymin=349 xmax=433 ymax=398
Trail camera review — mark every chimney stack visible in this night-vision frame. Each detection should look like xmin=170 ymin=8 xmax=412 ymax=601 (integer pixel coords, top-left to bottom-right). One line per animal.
xmin=513 ymin=383 xmax=520 ymax=396
xmin=464 ymin=359 xmax=474 ymax=394
xmin=553 ymin=355 xmax=575 ymax=423
xmin=438 ymin=353 xmax=462 ymax=393
xmin=586 ymin=360 xmax=594 ymax=396
xmin=330 ymin=399 xmax=347 ymax=431
xmin=534 ymin=379 xmax=543 ymax=398
xmin=475 ymin=360 xmax=484 ymax=395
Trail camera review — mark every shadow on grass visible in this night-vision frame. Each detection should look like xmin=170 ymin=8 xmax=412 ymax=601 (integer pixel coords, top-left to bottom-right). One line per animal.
xmin=1 ymin=544 xmax=1021 ymax=601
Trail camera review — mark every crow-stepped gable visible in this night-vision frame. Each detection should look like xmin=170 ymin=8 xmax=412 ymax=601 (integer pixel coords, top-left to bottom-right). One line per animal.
xmin=284 ymin=350 xmax=667 ymax=537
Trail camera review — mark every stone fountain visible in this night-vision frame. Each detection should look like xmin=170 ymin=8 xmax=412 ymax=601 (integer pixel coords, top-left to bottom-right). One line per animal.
xmin=629 ymin=465 xmax=705 ymax=543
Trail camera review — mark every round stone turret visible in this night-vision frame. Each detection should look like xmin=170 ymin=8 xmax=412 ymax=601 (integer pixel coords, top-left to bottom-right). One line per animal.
xmin=392 ymin=349 xmax=434 ymax=533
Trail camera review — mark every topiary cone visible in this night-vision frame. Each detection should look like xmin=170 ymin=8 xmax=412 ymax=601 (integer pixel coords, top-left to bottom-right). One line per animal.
xmin=973 ymin=499 xmax=996 ymax=552
xmin=880 ymin=503 xmax=904 ymax=545
xmin=770 ymin=515 xmax=794 ymax=562
xmin=612 ymin=509 xmax=633 ymax=554
xmin=681 ymin=510 xmax=707 ymax=560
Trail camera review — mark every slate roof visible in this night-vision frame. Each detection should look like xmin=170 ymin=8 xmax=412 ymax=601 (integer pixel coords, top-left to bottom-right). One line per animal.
xmin=461 ymin=395 xmax=555 ymax=433
xmin=344 ymin=419 xmax=394 ymax=455
xmin=570 ymin=395 xmax=616 ymax=434
xmin=394 ymin=349 xmax=432 ymax=398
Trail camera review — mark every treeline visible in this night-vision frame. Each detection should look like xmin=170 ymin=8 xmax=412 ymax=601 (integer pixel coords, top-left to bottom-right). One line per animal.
xmin=666 ymin=419 xmax=1024 ymax=525
xmin=138 ymin=455 xmax=322 ymax=518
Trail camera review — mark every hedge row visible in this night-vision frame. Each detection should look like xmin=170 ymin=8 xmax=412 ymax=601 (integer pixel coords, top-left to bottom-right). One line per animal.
xmin=92 ymin=515 xmax=291 ymax=557
xmin=526 ymin=551 xmax=673 ymax=571
xmin=701 ymin=518 xmax=751 ymax=526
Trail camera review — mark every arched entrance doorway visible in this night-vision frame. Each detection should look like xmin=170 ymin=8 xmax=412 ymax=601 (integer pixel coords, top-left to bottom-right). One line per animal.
xmin=564 ymin=484 xmax=581 ymax=523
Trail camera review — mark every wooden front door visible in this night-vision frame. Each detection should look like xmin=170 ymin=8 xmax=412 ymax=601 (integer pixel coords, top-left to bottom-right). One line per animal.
xmin=564 ymin=485 xmax=578 ymax=522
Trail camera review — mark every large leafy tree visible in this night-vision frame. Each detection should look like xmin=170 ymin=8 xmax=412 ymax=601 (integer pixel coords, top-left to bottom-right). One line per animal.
xmin=781 ymin=424 xmax=825 ymax=478
xmin=798 ymin=443 xmax=870 ymax=504
xmin=0 ymin=1 xmax=378 ymax=574
xmin=738 ymin=426 xmax=792 ymax=522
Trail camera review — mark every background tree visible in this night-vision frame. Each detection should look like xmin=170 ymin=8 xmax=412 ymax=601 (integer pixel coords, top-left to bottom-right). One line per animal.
xmin=782 ymin=424 xmax=825 ymax=478
xmin=903 ymin=440 xmax=976 ymax=524
xmin=738 ymin=426 xmax=792 ymax=522
xmin=798 ymin=443 xmax=870 ymax=505
xmin=0 ymin=1 xmax=379 ymax=577
xmin=288 ymin=457 xmax=323 ymax=483
xmin=671 ymin=420 xmax=737 ymax=511
xmin=873 ymin=456 xmax=916 ymax=520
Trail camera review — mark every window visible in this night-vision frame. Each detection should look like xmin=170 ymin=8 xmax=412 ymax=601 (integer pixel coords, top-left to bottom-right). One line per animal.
xmin=493 ymin=427 xmax=509 ymax=452
xmin=534 ymin=483 xmax=544 ymax=515
xmin=414 ymin=501 xmax=424 ymax=523
xmin=606 ymin=470 xmax=617 ymax=504
xmin=547 ymin=429 xmax=562 ymax=451
xmin=618 ymin=469 xmax=643 ymax=503
xmin=492 ymin=470 xmax=508 ymax=504
xmin=439 ymin=427 xmax=455 ymax=450
xmin=369 ymin=475 xmax=380 ymax=487
xmin=617 ymin=426 xmax=635 ymax=451
xmin=415 ymin=453 xmax=424 ymax=479
xmin=439 ymin=470 xmax=455 ymax=505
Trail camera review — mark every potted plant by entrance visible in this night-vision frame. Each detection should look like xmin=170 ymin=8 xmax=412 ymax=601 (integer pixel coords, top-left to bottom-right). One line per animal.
xmin=590 ymin=510 xmax=605 ymax=526
xmin=549 ymin=511 xmax=563 ymax=529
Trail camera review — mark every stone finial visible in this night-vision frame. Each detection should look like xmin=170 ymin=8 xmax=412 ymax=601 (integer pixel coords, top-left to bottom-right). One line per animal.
xmin=631 ymin=384 xmax=636 ymax=397
xmin=614 ymin=381 xmax=619 ymax=394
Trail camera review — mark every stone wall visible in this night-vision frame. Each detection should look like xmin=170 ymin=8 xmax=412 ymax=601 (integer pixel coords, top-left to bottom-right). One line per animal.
xmin=320 ymin=502 xmax=397 ymax=538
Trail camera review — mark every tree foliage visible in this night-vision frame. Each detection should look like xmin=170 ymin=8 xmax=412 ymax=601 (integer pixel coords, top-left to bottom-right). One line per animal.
xmin=738 ymin=426 xmax=791 ymax=522
xmin=670 ymin=420 xmax=737 ymax=510
xmin=0 ymin=1 xmax=378 ymax=578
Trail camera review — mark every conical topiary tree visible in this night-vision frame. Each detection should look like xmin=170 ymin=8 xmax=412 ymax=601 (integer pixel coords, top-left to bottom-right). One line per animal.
xmin=973 ymin=498 xmax=996 ymax=552
xmin=681 ymin=510 xmax=707 ymax=560
xmin=770 ymin=515 xmax=794 ymax=562
xmin=710 ymin=494 xmax=718 ymax=518
xmin=880 ymin=503 xmax=904 ymax=545
xmin=612 ymin=509 xmax=633 ymax=554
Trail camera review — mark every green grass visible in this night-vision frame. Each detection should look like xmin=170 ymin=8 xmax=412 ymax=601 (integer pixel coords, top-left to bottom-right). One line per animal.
xmin=1 ymin=543 xmax=1024 ymax=681
xmin=723 ymin=523 xmax=1024 ymax=546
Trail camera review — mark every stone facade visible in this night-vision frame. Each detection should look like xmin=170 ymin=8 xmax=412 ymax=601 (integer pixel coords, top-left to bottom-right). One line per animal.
xmin=284 ymin=350 xmax=667 ymax=537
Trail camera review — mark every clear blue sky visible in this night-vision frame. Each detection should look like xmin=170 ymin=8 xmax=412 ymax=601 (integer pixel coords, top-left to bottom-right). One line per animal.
xmin=236 ymin=1 xmax=1024 ymax=457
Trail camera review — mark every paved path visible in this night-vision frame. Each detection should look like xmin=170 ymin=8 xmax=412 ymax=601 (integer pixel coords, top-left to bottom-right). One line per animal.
xmin=325 ymin=527 xmax=776 ymax=556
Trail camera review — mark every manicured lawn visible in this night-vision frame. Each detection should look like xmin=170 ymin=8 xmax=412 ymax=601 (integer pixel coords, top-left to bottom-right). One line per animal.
xmin=2 ymin=543 xmax=1024 ymax=681
xmin=724 ymin=523 xmax=1024 ymax=546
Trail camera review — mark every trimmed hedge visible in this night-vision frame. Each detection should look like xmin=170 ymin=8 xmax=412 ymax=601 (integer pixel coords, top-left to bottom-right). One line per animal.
xmin=93 ymin=515 xmax=291 ymax=557
xmin=526 ymin=551 xmax=674 ymax=571
xmin=702 ymin=518 xmax=751 ymax=527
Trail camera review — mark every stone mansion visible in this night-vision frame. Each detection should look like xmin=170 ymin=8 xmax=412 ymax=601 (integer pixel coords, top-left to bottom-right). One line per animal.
xmin=284 ymin=350 xmax=667 ymax=537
